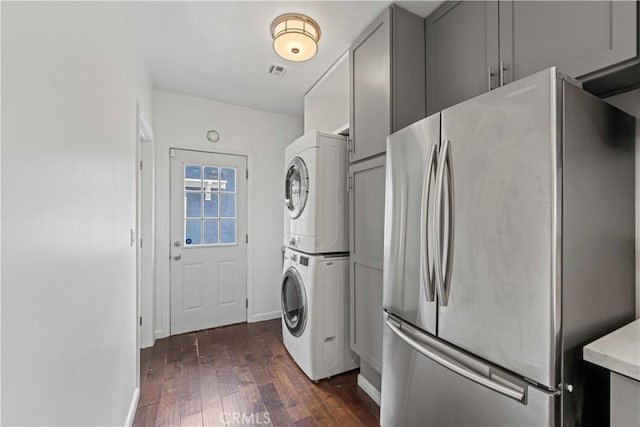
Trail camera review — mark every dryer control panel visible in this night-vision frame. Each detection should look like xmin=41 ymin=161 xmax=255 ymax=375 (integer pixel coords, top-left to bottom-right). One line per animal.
xmin=288 ymin=250 xmax=309 ymax=267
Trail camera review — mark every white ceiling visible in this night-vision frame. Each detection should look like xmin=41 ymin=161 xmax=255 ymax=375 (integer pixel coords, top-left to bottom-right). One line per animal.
xmin=125 ymin=1 xmax=442 ymax=117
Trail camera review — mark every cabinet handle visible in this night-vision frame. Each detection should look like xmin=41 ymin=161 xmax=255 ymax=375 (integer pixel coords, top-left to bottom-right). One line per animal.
xmin=499 ymin=61 xmax=508 ymax=87
xmin=487 ymin=67 xmax=495 ymax=91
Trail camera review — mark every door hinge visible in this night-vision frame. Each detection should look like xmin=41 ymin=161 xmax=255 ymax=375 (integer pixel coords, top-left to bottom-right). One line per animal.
xmin=245 ymin=233 xmax=249 ymax=244
xmin=246 ymin=298 xmax=249 ymax=309
xmin=347 ymin=175 xmax=353 ymax=191
xmin=139 ymin=316 xmax=142 ymax=326
xmin=139 ymin=160 xmax=143 ymax=170
xmin=140 ymin=238 xmax=143 ymax=248
xmin=246 ymin=169 xmax=249 ymax=179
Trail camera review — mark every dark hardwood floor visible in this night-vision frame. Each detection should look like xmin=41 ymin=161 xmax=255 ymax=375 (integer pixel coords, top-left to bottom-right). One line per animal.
xmin=133 ymin=319 xmax=380 ymax=427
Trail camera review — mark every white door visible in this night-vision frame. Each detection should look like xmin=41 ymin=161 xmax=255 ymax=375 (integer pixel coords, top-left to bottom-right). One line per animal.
xmin=170 ymin=149 xmax=247 ymax=335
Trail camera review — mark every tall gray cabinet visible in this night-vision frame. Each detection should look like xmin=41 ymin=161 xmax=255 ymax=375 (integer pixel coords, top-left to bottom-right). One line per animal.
xmin=427 ymin=0 xmax=640 ymax=114
xmin=348 ymin=5 xmax=425 ymax=382
xmin=348 ymin=156 xmax=386 ymax=373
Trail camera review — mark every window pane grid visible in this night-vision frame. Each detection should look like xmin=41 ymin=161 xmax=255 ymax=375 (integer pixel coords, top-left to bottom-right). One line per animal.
xmin=184 ymin=164 xmax=237 ymax=247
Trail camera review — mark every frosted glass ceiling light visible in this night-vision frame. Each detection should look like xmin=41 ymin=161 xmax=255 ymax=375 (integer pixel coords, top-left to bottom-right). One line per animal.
xmin=271 ymin=13 xmax=321 ymax=62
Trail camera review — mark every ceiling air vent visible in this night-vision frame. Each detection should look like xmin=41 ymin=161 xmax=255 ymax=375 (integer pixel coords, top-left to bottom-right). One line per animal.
xmin=268 ymin=64 xmax=290 ymax=77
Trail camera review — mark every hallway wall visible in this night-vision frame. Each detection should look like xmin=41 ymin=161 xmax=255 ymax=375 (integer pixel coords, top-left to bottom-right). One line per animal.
xmin=2 ymin=2 xmax=152 ymax=425
xmin=152 ymin=90 xmax=303 ymax=339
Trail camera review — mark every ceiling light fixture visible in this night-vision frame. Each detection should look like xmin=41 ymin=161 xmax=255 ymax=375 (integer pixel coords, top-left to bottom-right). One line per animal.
xmin=271 ymin=13 xmax=321 ymax=62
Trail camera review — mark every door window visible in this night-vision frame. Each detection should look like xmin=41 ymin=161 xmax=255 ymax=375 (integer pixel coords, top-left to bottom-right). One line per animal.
xmin=184 ymin=164 xmax=237 ymax=246
xmin=285 ymin=157 xmax=309 ymax=219
xmin=281 ymin=268 xmax=307 ymax=336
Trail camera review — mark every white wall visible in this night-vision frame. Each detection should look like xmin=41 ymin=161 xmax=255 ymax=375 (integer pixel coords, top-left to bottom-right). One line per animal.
xmin=605 ymin=89 xmax=640 ymax=318
xmin=304 ymin=51 xmax=349 ymax=134
xmin=152 ymin=90 xmax=302 ymax=338
xmin=2 ymin=2 xmax=152 ymax=425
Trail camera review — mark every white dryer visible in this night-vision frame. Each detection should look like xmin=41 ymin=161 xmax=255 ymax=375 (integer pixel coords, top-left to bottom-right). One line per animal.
xmin=283 ymin=131 xmax=348 ymax=254
xmin=281 ymin=247 xmax=358 ymax=381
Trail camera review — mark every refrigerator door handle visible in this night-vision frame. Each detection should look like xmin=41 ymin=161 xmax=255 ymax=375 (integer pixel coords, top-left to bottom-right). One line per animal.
xmin=420 ymin=144 xmax=438 ymax=302
xmin=434 ymin=139 xmax=455 ymax=306
xmin=386 ymin=317 xmax=526 ymax=403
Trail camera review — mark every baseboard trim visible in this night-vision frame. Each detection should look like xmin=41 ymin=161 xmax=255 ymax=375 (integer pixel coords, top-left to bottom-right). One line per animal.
xmin=125 ymin=387 xmax=140 ymax=427
xmin=140 ymin=336 xmax=155 ymax=350
xmin=248 ymin=310 xmax=281 ymax=323
xmin=357 ymin=373 xmax=381 ymax=406
xmin=154 ymin=329 xmax=167 ymax=340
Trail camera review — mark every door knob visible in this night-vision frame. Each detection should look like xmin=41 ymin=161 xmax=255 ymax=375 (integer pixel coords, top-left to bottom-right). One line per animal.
xmin=173 ymin=241 xmax=181 ymax=247
xmin=173 ymin=254 xmax=182 ymax=261
xmin=289 ymin=238 xmax=296 ymax=246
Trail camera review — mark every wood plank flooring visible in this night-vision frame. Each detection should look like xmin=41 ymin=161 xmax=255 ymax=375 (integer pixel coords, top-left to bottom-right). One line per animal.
xmin=133 ymin=319 xmax=380 ymax=427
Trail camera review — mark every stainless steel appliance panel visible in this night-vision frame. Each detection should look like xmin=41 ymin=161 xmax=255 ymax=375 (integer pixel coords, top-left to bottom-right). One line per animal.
xmin=381 ymin=315 xmax=556 ymax=427
xmin=561 ymin=81 xmax=636 ymax=426
xmin=383 ymin=114 xmax=440 ymax=335
xmin=438 ymin=69 xmax=559 ymax=388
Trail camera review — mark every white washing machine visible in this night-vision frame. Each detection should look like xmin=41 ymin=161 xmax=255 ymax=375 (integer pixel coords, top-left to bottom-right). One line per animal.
xmin=283 ymin=131 xmax=348 ymax=254
xmin=281 ymin=247 xmax=359 ymax=381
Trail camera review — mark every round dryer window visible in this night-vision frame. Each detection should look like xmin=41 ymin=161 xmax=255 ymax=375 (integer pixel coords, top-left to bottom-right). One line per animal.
xmin=281 ymin=267 xmax=307 ymax=337
xmin=284 ymin=157 xmax=309 ymax=219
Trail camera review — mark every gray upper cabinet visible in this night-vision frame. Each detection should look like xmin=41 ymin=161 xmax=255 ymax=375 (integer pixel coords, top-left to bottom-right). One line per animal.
xmin=426 ymin=1 xmax=499 ymax=115
xmin=350 ymin=5 xmax=425 ymax=163
xmin=426 ymin=0 xmax=639 ymax=110
xmin=499 ymin=1 xmax=638 ymax=88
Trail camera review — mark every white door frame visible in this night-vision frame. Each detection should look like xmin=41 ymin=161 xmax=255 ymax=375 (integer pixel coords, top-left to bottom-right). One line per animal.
xmin=167 ymin=147 xmax=254 ymax=334
xmin=136 ymin=102 xmax=155 ymax=364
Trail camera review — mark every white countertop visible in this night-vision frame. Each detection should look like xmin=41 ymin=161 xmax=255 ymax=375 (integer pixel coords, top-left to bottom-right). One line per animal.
xmin=583 ymin=319 xmax=640 ymax=381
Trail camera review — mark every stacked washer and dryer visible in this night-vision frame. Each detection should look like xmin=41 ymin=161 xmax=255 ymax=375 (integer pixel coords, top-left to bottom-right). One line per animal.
xmin=280 ymin=131 xmax=359 ymax=381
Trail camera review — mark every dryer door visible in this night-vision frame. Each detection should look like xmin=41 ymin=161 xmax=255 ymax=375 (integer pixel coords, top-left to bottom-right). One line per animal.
xmin=281 ymin=267 xmax=308 ymax=337
xmin=284 ymin=157 xmax=309 ymax=219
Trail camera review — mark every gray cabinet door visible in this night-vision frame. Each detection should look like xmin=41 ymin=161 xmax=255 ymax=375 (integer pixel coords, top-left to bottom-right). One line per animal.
xmin=350 ymin=9 xmax=391 ymax=163
xmin=350 ymin=6 xmax=425 ymax=163
xmin=611 ymin=373 xmax=640 ymax=427
xmin=426 ymin=1 xmax=499 ymax=115
xmin=349 ymin=156 xmax=386 ymax=372
xmin=499 ymin=1 xmax=638 ymax=85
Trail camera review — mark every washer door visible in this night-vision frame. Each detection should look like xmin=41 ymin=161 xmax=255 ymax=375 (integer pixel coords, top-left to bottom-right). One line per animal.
xmin=284 ymin=156 xmax=309 ymax=219
xmin=281 ymin=267 xmax=307 ymax=337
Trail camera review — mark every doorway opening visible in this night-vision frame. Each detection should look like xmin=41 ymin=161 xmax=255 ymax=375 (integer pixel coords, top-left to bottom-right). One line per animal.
xmin=135 ymin=104 xmax=155 ymax=391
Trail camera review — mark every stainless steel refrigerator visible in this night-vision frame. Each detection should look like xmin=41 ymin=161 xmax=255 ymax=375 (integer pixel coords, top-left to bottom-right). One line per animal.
xmin=381 ymin=68 xmax=636 ymax=426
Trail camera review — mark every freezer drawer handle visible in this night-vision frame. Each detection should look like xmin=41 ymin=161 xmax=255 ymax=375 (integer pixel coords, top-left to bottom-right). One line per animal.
xmin=385 ymin=318 xmax=526 ymax=403
xmin=433 ymin=139 xmax=455 ymax=306
xmin=420 ymin=144 xmax=438 ymax=302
